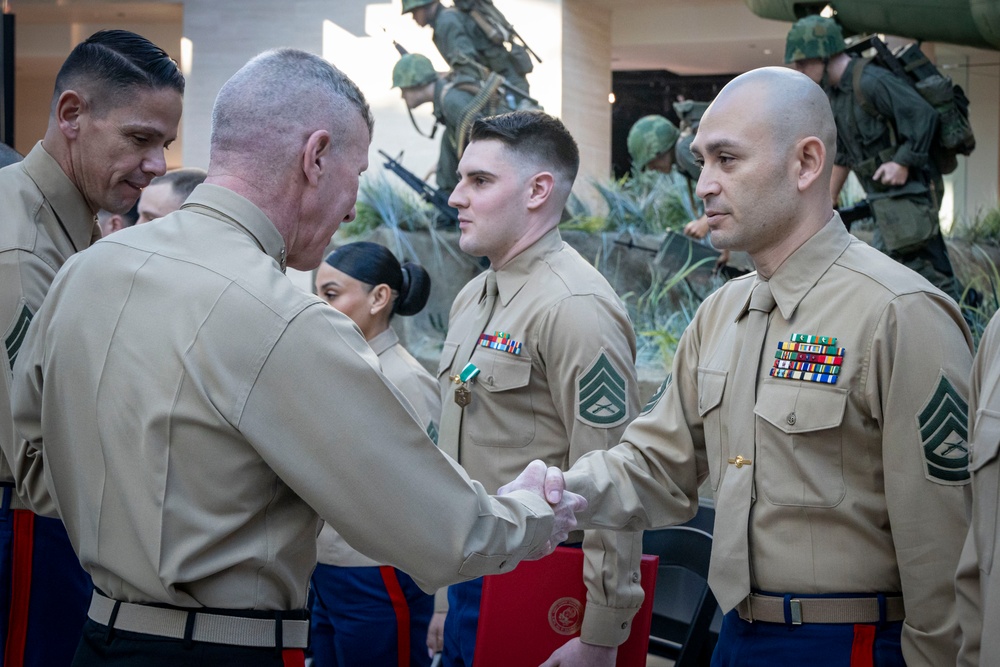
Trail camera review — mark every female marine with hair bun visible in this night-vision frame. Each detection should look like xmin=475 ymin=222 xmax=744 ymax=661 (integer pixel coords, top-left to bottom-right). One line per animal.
xmin=311 ymin=242 xmax=440 ymax=667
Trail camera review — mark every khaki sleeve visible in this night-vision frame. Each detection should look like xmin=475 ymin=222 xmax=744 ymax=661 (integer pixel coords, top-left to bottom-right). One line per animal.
xmin=536 ymin=295 xmax=643 ymax=646
xmin=4 ymin=249 xmax=67 ymax=516
xmin=565 ymin=309 xmax=708 ymax=533
xmin=537 ymin=294 xmax=645 ymax=645
xmin=867 ymin=293 xmax=972 ymax=666
xmin=957 ymin=313 xmax=1000 ymax=665
xmin=239 ymin=303 xmax=555 ymax=593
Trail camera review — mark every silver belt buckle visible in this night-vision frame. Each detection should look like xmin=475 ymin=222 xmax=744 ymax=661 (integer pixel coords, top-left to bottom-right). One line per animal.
xmin=789 ymin=598 xmax=803 ymax=625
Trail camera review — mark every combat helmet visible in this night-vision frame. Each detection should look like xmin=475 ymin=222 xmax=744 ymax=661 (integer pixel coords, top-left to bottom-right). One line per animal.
xmin=627 ymin=115 xmax=680 ymax=171
xmin=392 ymin=53 xmax=437 ymax=89
xmin=785 ymin=15 xmax=847 ymax=63
xmin=401 ymin=0 xmax=436 ymax=14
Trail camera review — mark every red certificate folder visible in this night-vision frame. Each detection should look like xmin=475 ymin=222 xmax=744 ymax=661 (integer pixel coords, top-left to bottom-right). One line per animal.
xmin=473 ymin=546 xmax=659 ymax=666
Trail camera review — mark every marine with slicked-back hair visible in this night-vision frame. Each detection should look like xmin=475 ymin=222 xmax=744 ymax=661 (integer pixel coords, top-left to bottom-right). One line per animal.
xmin=0 ymin=27 xmax=183 ymax=667
xmin=52 ymin=29 xmax=184 ymax=116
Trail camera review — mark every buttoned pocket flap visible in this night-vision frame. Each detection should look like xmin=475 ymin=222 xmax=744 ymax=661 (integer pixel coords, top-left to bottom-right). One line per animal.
xmin=970 ymin=410 xmax=1000 ymax=473
xmin=437 ymin=341 xmax=459 ymax=379
xmin=756 ymin=382 xmax=848 ymax=434
xmin=697 ymin=368 xmax=727 ymax=417
xmin=480 ymin=352 xmax=532 ymax=393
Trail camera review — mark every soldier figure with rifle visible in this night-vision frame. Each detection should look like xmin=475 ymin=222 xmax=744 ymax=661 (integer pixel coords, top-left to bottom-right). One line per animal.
xmin=401 ymin=0 xmax=536 ymax=108
xmin=785 ymin=15 xmax=965 ymax=301
xmin=390 ymin=52 xmax=517 ymax=216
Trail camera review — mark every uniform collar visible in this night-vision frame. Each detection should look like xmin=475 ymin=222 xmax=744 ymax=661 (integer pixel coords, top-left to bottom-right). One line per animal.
xmin=368 ymin=327 xmax=399 ymax=356
xmin=181 ymin=183 xmax=288 ymax=272
xmin=23 ymin=141 xmax=98 ymax=253
xmin=764 ymin=213 xmax=851 ymax=321
xmin=494 ymin=227 xmax=562 ymax=306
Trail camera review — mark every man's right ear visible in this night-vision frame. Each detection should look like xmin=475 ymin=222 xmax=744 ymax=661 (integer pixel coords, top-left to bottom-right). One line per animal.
xmin=55 ymin=91 xmax=85 ymax=140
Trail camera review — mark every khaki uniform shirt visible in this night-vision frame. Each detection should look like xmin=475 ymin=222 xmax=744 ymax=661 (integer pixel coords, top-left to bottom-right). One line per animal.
xmin=317 ymin=327 xmax=442 ymax=568
xmin=566 ymin=217 xmax=972 ymax=665
xmin=957 ymin=313 xmax=1000 ymax=665
xmin=0 ymin=142 xmax=98 ymax=498
xmin=7 ymin=184 xmax=556 ymax=610
xmin=437 ymin=228 xmax=644 ymax=646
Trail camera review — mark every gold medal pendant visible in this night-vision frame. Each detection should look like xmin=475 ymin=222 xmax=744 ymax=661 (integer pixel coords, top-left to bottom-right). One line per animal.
xmin=454 ymin=385 xmax=472 ymax=407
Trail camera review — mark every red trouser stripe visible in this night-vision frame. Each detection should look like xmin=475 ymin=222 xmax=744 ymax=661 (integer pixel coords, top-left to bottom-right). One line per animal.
xmin=281 ymin=648 xmax=305 ymax=667
xmin=850 ymin=624 xmax=876 ymax=667
xmin=379 ymin=566 xmax=411 ymax=667
xmin=5 ymin=510 xmax=35 ymax=667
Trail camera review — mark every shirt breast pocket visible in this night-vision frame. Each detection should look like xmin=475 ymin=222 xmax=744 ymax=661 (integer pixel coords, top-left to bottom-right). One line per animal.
xmin=756 ymin=382 xmax=849 ymax=508
xmin=970 ymin=410 xmax=1000 ymax=575
xmin=468 ymin=351 xmax=534 ymax=448
xmin=697 ymin=367 xmax=728 ymax=492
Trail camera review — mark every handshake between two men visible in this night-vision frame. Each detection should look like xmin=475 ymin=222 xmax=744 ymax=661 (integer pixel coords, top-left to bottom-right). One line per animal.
xmin=499 ymin=460 xmax=584 ymax=560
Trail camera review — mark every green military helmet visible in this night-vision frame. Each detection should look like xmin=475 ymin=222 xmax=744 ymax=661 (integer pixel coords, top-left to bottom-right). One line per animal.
xmin=392 ymin=53 xmax=437 ymax=89
xmin=627 ymin=115 xmax=680 ymax=171
xmin=401 ymin=0 xmax=436 ymax=14
xmin=785 ymin=15 xmax=847 ymax=63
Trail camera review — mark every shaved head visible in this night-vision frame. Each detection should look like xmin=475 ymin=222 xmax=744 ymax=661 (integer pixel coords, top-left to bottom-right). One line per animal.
xmin=710 ymin=66 xmax=836 ymax=176
xmin=691 ymin=67 xmax=837 ymax=276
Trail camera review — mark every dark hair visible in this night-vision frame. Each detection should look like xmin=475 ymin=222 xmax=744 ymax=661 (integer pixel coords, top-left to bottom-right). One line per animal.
xmin=469 ymin=110 xmax=580 ymax=183
xmin=324 ymin=242 xmax=431 ymax=317
xmin=150 ymin=167 xmax=207 ymax=200
xmin=53 ymin=30 xmax=185 ymax=114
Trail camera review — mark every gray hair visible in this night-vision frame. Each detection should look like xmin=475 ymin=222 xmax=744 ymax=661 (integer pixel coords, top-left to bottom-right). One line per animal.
xmin=210 ymin=49 xmax=373 ymax=177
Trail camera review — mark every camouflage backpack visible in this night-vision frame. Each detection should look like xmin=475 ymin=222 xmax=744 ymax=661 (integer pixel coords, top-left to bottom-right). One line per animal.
xmin=848 ymin=35 xmax=975 ymax=175
xmin=452 ymin=0 xmax=539 ymax=75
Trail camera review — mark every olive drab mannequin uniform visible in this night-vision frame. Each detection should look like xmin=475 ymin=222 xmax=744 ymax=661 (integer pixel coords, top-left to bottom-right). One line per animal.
xmin=437 ymin=228 xmax=644 ymax=661
xmin=0 ymin=142 xmax=95 ymax=666
xmin=433 ymin=74 xmax=513 ymax=195
xmin=565 ymin=217 xmax=973 ymax=666
xmin=312 ymin=326 xmax=442 ymax=667
xmin=828 ymin=58 xmax=961 ymax=301
xmin=956 ymin=314 xmax=1000 ymax=666
xmin=430 ymin=6 xmax=529 ymax=97
xmin=7 ymin=184 xmax=562 ymax=626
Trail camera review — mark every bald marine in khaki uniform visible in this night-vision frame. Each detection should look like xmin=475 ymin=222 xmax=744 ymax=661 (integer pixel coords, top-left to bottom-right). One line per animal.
xmin=540 ymin=68 xmax=973 ymax=666
xmin=436 ymin=111 xmax=644 ymax=666
xmin=6 ymin=49 xmax=585 ymax=667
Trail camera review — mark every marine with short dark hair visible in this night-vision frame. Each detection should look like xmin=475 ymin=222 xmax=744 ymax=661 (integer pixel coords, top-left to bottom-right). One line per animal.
xmin=436 ymin=110 xmax=644 ymax=666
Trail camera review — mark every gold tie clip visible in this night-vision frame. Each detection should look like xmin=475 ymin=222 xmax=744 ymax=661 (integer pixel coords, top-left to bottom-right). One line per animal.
xmin=727 ymin=455 xmax=752 ymax=468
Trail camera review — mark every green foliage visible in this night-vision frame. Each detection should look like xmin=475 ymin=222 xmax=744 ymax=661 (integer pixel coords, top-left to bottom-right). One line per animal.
xmin=626 ymin=239 xmax=722 ymax=371
xmin=958 ymin=244 xmax=1000 ymax=349
xmin=341 ymin=174 xmax=437 ymax=238
xmin=953 ymin=205 xmax=1000 ymax=245
xmin=563 ymin=170 xmax=699 ymax=235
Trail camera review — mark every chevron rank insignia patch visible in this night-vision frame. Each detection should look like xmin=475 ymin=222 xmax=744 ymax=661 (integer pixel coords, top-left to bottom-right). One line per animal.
xmin=4 ymin=302 xmax=33 ymax=370
xmin=917 ymin=373 xmax=970 ymax=484
xmin=641 ymin=374 xmax=671 ymax=415
xmin=577 ymin=350 xmax=628 ymax=428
